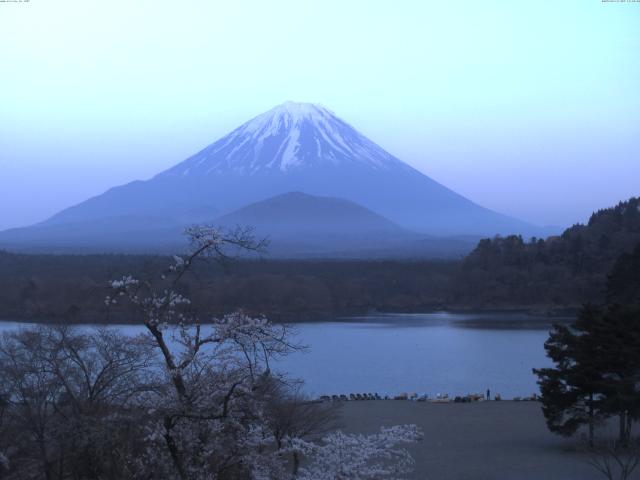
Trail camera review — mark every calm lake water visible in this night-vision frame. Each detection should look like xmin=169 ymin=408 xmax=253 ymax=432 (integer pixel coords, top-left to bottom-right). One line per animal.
xmin=0 ymin=312 xmax=569 ymax=399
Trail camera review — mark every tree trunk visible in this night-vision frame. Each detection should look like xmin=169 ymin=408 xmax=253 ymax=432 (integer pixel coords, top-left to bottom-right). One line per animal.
xmin=588 ymin=393 xmax=594 ymax=447
xmin=292 ymin=451 xmax=300 ymax=477
xmin=38 ymin=439 xmax=53 ymax=480
xmin=164 ymin=416 xmax=188 ymax=480
xmin=619 ymin=411 xmax=629 ymax=446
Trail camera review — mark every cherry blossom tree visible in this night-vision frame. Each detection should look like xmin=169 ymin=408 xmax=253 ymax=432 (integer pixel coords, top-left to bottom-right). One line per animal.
xmin=292 ymin=425 xmax=422 ymax=480
xmin=107 ymin=226 xmax=302 ymax=479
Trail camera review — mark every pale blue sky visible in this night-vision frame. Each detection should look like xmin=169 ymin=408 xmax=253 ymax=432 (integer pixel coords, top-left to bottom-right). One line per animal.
xmin=1 ymin=0 xmax=639 ymax=230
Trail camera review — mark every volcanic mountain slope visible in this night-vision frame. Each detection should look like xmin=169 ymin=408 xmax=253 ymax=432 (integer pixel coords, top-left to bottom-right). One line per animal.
xmin=214 ymin=192 xmax=423 ymax=257
xmin=0 ymin=215 xmax=185 ymax=254
xmin=214 ymin=192 xmax=480 ymax=258
xmin=215 ymin=192 xmax=405 ymax=237
xmin=0 ymin=102 xmax=543 ymax=254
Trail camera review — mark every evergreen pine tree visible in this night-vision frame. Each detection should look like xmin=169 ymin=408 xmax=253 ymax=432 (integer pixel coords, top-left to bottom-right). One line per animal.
xmin=535 ymin=243 xmax=640 ymax=445
xmin=534 ymin=305 xmax=604 ymax=446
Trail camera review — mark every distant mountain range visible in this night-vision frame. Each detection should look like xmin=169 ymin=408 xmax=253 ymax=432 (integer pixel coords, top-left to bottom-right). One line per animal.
xmin=0 ymin=102 xmax=555 ymax=256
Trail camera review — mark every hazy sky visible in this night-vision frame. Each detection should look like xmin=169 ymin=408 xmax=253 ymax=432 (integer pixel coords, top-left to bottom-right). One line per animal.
xmin=1 ymin=0 xmax=639 ymax=230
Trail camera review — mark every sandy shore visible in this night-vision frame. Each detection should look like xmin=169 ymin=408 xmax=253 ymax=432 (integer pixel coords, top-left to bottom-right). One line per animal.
xmin=338 ymin=400 xmax=621 ymax=480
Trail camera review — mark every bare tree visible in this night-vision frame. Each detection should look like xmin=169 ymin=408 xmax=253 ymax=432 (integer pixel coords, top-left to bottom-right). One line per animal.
xmin=586 ymin=438 xmax=640 ymax=480
xmin=0 ymin=326 xmax=156 ymax=479
xmin=263 ymin=382 xmax=342 ymax=475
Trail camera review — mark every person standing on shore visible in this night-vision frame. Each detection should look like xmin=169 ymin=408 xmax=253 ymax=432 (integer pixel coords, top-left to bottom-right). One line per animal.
xmin=486 ymin=388 xmax=490 ymax=400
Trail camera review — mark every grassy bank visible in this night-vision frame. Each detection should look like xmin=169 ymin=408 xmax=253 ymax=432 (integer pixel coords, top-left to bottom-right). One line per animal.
xmin=339 ymin=400 xmax=612 ymax=480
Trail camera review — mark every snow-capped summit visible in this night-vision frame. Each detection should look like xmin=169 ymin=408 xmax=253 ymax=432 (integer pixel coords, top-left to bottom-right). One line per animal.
xmin=159 ymin=101 xmax=409 ymax=176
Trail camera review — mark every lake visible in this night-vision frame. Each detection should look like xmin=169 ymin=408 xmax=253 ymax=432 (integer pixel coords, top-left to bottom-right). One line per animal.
xmin=0 ymin=312 xmax=568 ymax=399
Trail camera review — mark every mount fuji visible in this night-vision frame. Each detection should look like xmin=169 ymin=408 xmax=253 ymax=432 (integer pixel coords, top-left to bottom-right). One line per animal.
xmin=0 ymin=102 xmax=542 ymax=255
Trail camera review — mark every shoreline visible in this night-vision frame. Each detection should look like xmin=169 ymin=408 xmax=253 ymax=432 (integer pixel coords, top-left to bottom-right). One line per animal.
xmin=0 ymin=305 xmax=578 ymax=326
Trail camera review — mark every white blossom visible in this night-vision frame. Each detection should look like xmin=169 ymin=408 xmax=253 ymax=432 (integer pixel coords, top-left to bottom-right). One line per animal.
xmin=294 ymin=425 xmax=422 ymax=480
xmin=110 ymin=275 xmax=139 ymax=289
